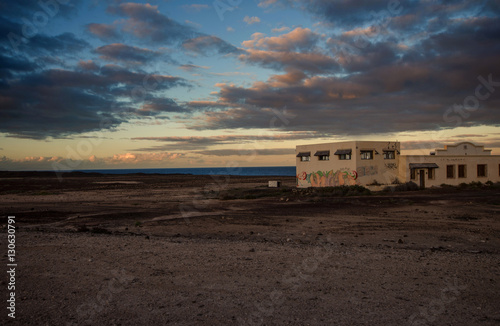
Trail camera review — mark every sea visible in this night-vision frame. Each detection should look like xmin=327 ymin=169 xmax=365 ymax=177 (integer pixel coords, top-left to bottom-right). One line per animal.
xmin=64 ymin=166 xmax=296 ymax=177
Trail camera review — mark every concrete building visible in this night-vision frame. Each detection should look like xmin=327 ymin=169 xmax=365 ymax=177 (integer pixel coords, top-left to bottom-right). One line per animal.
xmin=296 ymin=141 xmax=500 ymax=188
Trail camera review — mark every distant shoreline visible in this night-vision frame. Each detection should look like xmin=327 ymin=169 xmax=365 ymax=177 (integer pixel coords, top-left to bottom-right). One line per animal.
xmin=0 ymin=166 xmax=296 ymax=178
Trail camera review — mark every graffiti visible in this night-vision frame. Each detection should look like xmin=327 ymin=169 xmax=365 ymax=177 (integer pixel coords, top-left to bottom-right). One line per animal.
xmin=298 ymin=169 xmax=358 ymax=187
xmin=357 ymin=166 xmax=378 ymax=177
xmin=385 ymin=163 xmax=398 ymax=170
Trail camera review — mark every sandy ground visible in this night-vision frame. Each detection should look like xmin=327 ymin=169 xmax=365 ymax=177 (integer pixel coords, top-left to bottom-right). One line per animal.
xmin=0 ymin=172 xmax=499 ymax=325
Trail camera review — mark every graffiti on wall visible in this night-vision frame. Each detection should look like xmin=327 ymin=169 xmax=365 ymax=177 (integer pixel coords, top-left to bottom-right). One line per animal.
xmin=297 ymin=169 xmax=358 ymax=187
xmin=385 ymin=163 xmax=397 ymax=170
xmin=357 ymin=166 xmax=378 ymax=177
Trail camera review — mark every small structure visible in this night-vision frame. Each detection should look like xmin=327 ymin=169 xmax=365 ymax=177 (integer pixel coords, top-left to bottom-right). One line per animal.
xmin=268 ymin=180 xmax=281 ymax=188
xmin=296 ymin=141 xmax=500 ymax=188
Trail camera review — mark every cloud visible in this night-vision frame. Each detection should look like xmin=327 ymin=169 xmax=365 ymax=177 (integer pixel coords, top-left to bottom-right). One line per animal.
xmin=227 ymin=26 xmax=235 ymax=32
xmin=272 ymin=26 xmax=290 ymax=33
xmin=0 ymin=151 xmax=184 ymax=170
xmin=240 ymin=48 xmax=339 ymax=73
xmin=178 ymin=64 xmax=210 ymax=72
xmin=243 ymin=28 xmax=319 ymax=52
xmin=195 ymin=148 xmax=295 ymax=156
xmin=185 ymin=20 xmax=202 ymax=28
xmin=99 ymin=2 xmax=239 ymax=57
xmin=0 ymin=65 xmax=190 ymax=139
xmin=244 ymin=16 xmax=261 ymax=25
xmin=78 ymin=60 xmax=99 ymax=71
xmin=86 ymin=23 xmax=120 ymax=41
xmin=95 ymin=43 xmax=161 ymax=64
xmin=183 ymin=36 xmax=241 ymax=55
xmin=135 ymin=98 xmax=186 ymax=116
xmin=258 ymin=0 xmax=280 ymax=8
xmin=238 ymin=27 xmax=338 ymax=73
xmin=182 ymin=4 xmax=210 ymax=12
xmin=106 ymin=2 xmax=198 ymax=44
xmin=130 ymin=133 xmax=321 ymax=151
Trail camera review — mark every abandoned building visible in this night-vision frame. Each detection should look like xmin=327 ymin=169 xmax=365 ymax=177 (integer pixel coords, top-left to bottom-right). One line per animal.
xmin=295 ymin=141 xmax=500 ymax=188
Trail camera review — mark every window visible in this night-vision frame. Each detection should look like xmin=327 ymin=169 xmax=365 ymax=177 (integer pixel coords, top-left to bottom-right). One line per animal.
xmin=446 ymin=165 xmax=455 ymax=179
xmin=428 ymin=168 xmax=435 ymax=180
xmin=477 ymin=164 xmax=487 ymax=177
xmin=410 ymin=169 xmax=416 ymax=180
xmin=334 ymin=149 xmax=351 ymax=160
xmin=314 ymin=150 xmax=330 ymax=161
xmin=383 ymin=151 xmax=395 ymax=159
xmin=296 ymin=152 xmax=310 ymax=162
xmin=360 ymin=150 xmax=373 ymax=160
xmin=458 ymin=165 xmax=466 ymax=178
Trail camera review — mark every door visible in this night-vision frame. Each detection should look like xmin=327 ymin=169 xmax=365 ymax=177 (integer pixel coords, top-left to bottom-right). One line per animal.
xmin=419 ymin=169 xmax=425 ymax=189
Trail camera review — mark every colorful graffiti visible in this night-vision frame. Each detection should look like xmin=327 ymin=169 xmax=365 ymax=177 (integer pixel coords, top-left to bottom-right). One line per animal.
xmin=297 ymin=169 xmax=358 ymax=187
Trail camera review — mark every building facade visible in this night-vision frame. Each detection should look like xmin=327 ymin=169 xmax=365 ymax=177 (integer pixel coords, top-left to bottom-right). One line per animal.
xmin=296 ymin=141 xmax=500 ymax=188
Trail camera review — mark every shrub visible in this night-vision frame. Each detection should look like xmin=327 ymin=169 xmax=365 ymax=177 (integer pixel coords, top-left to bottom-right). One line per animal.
xmin=393 ymin=181 xmax=420 ymax=192
xmin=391 ymin=178 xmax=402 ymax=185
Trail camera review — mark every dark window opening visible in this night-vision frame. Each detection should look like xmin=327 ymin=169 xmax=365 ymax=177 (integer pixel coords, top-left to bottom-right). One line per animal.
xmin=447 ymin=165 xmax=455 ymax=179
xmin=383 ymin=151 xmax=395 ymax=159
xmin=360 ymin=150 xmax=373 ymax=160
xmin=477 ymin=164 xmax=487 ymax=177
xmin=458 ymin=165 xmax=466 ymax=178
xmin=428 ymin=168 xmax=435 ymax=180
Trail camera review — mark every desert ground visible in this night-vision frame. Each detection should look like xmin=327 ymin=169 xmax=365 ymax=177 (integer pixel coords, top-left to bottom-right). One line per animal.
xmin=0 ymin=172 xmax=499 ymax=325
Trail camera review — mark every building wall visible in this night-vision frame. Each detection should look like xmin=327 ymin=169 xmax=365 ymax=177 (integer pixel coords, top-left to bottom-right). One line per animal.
xmin=296 ymin=141 xmax=500 ymax=188
xmin=435 ymin=142 xmax=491 ymax=156
xmin=296 ymin=141 xmax=402 ymax=187
xmin=401 ymin=155 xmax=500 ymax=187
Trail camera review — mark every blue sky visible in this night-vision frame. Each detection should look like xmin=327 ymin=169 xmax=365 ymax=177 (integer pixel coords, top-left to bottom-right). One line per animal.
xmin=0 ymin=0 xmax=499 ymax=170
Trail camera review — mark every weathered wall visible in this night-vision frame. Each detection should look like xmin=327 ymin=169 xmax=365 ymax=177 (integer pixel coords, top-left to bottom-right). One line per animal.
xmin=403 ymin=155 xmax=500 ymax=187
xmin=296 ymin=141 xmax=500 ymax=188
xmin=296 ymin=141 xmax=402 ymax=187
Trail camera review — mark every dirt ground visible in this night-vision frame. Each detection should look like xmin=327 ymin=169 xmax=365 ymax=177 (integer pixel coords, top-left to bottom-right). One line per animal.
xmin=0 ymin=172 xmax=499 ymax=325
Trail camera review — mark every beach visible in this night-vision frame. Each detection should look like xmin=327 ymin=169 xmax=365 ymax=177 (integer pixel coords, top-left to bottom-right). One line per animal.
xmin=1 ymin=172 xmax=499 ymax=325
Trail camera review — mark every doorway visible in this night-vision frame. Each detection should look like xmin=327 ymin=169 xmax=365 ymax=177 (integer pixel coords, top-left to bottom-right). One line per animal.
xmin=419 ymin=169 xmax=425 ymax=189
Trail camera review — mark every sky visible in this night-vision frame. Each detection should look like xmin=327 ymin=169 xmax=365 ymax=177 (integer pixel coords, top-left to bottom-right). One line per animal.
xmin=0 ymin=0 xmax=499 ymax=171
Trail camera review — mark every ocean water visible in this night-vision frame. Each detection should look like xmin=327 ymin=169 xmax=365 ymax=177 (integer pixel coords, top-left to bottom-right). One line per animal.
xmin=70 ymin=166 xmax=296 ymax=177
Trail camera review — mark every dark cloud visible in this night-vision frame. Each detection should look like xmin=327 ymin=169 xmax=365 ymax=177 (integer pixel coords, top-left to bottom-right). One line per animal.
xmin=130 ymin=133 xmax=322 ymax=151
xmin=106 ymin=2 xmax=198 ymax=44
xmin=178 ymin=64 xmax=209 ymax=72
xmin=98 ymin=2 xmax=239 ymax=56
xmin=95 ymin=43 xmax=161 ymax=64
xmin=0 ymin=66 xmax=190 ymax=139
xmin=183 ymin=1 xmax=500 ymax=136
xmin=135 ymin=98 xmax=186 ymax=116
